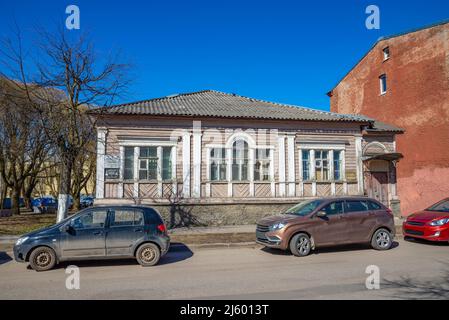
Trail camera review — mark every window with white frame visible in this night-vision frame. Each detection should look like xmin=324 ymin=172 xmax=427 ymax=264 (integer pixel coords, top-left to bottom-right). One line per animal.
xmin=124 ymin=147 xmax=134 ymax=180
xmin=254 ymin=149 xmax=271 ymax=181
xmin=315 ymin=150 xmax=329 ymax=181
xmin=232 ymin=140 xmax=249 ymax=181
xmin=379 ymin=74 xmax=387 ymax=94
xmin=382 ymin=47 xmax=390 ymax=60
xmin=209 ymin=148 xmax=227 ymax=181
xmin=333 ymin=150 xmax=343 ymax=181
xmin=137 ymin=146 xmax=172 ymax=181
xmin=301 ymin=150 xmax=311 ymax=181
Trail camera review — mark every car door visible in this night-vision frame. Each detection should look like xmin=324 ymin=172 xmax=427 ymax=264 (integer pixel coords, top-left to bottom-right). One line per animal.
xmin=311 ymin=201 xmax=348 ymax=246
xmin=343 ymin=200 xmax=375 ymax=243
xmin=106 ymin=208 xmax=145 ymax=256
xmin=60 ymin=208 xmax=108 ymax=259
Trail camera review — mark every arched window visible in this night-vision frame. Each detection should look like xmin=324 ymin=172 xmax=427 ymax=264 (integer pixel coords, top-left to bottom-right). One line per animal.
xmin=232 ymin=140 xmax=249 ymax=181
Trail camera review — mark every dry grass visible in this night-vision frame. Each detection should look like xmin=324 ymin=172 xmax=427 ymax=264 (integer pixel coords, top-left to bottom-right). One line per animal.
xmin=0 ymin=214 xmax=57 ymax=236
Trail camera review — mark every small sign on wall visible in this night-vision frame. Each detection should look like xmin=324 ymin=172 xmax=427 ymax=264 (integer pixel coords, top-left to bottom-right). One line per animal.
xmin=104 ymin=155 xmax=120 ymax=168
xmin=105 ymin=168 xmax=119 ymax=180
xmin=346 ymin=170 xmax=358 ymax=182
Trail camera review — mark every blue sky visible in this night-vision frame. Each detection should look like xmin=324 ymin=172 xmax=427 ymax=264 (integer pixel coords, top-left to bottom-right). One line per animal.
xmin=1 ymin=0 xmax=448 ymax=110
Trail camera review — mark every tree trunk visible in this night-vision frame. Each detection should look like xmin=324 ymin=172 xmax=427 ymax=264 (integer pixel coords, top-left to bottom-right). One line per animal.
xmin=11 ymin=185 xmax=21 ymax=215
xmin=0 ymin=179 xmax=7 ymax=210
xmin=73 ymin=191 xmax=81 ymax=211
xmin=56 ymin=159 xmax=73 ymax=222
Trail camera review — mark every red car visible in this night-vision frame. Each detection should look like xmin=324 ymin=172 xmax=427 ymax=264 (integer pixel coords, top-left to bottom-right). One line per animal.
xmin=403 ymin=198 xmax=449 ymax=242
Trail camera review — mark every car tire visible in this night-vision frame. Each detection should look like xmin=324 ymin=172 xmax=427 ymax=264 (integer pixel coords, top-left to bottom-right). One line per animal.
xmin=289 ymin=233 xmax=312 ymax=257
xmin=28 ymin=246 xmax=57 ymax=271
xmin=371 ymin=228 xmax=393 ymax=250
xmin=136 ymin=243 xmax=161 ymax=267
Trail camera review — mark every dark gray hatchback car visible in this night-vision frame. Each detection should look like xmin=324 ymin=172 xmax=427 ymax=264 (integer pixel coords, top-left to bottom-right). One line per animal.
xmin=14 ymin=205 xmax=170 ymax=271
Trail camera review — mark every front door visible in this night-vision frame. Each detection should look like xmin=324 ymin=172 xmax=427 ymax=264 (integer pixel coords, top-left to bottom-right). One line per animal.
xmin=312 ymin=201 xmax=349 ymax=246
xmin=60 ymin=208 xmax=108 ymax=259
xmin=366 ymin=172 xmax=389 ymax=206
xmin=106 ymin=208 xmax=145 ymax=256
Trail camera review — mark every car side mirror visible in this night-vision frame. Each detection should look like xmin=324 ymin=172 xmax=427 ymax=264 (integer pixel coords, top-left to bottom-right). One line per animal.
xmin=316 ymin=211 xmax=327 ymax=218
xmin=63 ymin=224 xmax=73 ymax=233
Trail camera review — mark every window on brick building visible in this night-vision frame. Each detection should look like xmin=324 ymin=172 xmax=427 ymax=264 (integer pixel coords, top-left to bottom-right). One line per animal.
xmin=379 ymin=74 xmax=387 ymax=95
xmin=383 ymin=47 xmax=390 ymax=60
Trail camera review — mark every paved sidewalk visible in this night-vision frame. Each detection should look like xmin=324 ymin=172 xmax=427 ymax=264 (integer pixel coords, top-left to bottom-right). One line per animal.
xmin=0 ymin=218 xmax=404 ymax=249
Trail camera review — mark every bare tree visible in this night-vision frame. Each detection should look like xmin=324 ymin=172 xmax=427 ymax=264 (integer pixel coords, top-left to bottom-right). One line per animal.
xmin=0 ymin=78 xmax=51 ymax=214
xmin=71 ymin=136 xmax=96 ymax=210
xmin=0 ymin=26 xmax=130 ymax=221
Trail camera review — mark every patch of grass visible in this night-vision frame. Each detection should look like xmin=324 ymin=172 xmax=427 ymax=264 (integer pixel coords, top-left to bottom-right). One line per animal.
xmin=0 ymin=214 xmax=57 ymax=236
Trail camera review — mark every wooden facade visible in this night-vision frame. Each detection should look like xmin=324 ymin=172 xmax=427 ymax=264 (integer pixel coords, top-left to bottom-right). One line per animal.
xmin=94 ymin=115 xmax=400 ymax=212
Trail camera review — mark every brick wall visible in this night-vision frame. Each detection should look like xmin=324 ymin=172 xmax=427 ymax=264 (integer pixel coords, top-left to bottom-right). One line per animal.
xmin=329 ymin=22 xmax=449 ymax=215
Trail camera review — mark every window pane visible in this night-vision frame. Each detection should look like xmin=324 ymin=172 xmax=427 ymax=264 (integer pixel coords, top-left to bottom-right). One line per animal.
xmin=321 ymin=202 xmax=344 ymax=215
xmin=148 ymin=158 xmax=157 ymax=179
xmin=162 ymin=147 xmax=172 ymax=180
xmin=124 ymin=147 xmax=134 ymax=180
xmin=139 ymin=169 xmax=147 ymax=180
xmin=211 ymin=162 xmax=218 ymax=181
xmin=334 ymin=150 xmax=341 ymax=180
xmin=368 ymin=201 xmax=382 ymax=210
xmin=232 ymin=164 xmax=239 ymax=180
xmin=72 ymin=210 xmax=107 ymax=229
xmin=345 ymin=201 xmax=369 ymax=213
xmin=302 ymin=150 xmax=309 ymax=160
xmin=241 ymin=164 xmax=248 ymax=180
xmin=302 ymin=150 xmax=310 ymax=180
xmin=112 ymin=210 xmax=135 ymax=227
xmin=254 ymin=162 xmax=261 ymax=181
xmin=220 ymin=164 xmax=226 ymax=180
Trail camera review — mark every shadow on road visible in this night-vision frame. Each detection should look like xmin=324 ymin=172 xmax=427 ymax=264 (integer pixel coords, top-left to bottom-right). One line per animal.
xmin=51 ymin=242 xmax=193 ymax=270
xmin=261 ymin=241 xmax=399 ymax=256
xmin=0 ymin=251 xmax=12 ymax=265
xmin=383 ymin=261 xmax=449 ymax=299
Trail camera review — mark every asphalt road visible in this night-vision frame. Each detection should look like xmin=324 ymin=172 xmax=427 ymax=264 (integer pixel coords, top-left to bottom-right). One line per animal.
xmin=0 ymin=239 xmax=448 ymax=299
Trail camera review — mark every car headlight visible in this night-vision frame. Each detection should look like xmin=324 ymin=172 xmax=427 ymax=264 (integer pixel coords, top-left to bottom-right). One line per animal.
xmin=269 ymin=222 xmax=286 ymax=231
xmin=15 ymin=236 xmax=29 ymax=246
xmin=429 ymin=218 xmax=449 ymax=226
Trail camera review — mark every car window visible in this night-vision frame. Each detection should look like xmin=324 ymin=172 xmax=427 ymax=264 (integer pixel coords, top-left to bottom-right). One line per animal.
xmin=345 ymin=201 xmax=369 ymax=213
xmin=321 ymin=201 xmax=344 ymax=216
xmin=72 ymin=210 xmax=107 ymax=229
xmin=285 ymin=200 xmax=324 ymax=216
xmin=427 ymin=199 xmax=449 ymax=212
xmin=111 ymin=209 xmax=144 ymax=227
xmin=367 ymin=201 xmax=382 ymax=210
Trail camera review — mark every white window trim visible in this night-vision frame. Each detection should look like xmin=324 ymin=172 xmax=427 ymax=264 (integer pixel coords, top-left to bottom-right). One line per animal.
xmin=298 ymin=147 xmax=346 ymax=182
xmin=382 ymin=47 xmax=390 ymax=61
xmin=379 ymin=74 xmax=387 ymax=95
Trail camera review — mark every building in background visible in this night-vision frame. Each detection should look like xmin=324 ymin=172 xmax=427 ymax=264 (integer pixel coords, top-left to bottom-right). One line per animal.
xmin=90 ymin=90 xmax=402 ymax=225
xmin=328 ymin=20 xmax=449 ymax=216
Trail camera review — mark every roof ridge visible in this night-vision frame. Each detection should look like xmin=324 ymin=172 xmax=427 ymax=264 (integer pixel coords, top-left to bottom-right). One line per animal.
xmin=203 ymin=90 xmax=362 ymax=120
xmin=111 ymin=90 xmax=214 ymax=107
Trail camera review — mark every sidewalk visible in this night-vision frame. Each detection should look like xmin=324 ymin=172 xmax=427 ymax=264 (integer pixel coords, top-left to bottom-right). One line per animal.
xmin=0 ymin=219 xmax=404 ymax=251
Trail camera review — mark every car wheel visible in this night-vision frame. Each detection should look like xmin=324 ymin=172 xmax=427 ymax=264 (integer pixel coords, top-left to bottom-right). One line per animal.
xmin=28 ymin=246 xmax=57 ymax=271
xmin=289 ymin=233 xmax=311 ymax=257
xmin=136 ymin=243 xmax=161 ymax=267
xmin=371 ymin=228 xmax=392 ymax=250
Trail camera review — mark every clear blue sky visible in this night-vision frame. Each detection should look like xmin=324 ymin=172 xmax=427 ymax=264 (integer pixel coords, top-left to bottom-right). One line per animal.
xmin=1 ymin=0 xmax=448 ymax=110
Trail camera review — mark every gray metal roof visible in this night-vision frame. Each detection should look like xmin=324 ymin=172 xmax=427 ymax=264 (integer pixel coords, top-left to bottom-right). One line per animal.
xmin=90 ymin=90 xmax=371 ymax=123
xmin=348 ymin=114 xmax=404 ymax=133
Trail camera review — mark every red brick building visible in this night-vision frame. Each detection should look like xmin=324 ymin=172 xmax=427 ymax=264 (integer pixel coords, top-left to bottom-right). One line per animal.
xmin=328 ymin=20 xmax=449 ymax=216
